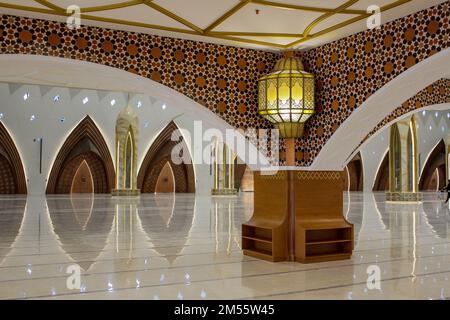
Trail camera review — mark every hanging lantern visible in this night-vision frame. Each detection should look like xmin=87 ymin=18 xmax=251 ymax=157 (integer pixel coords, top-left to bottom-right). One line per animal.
xmin=258 ymin=53 xmax=315 ymax=138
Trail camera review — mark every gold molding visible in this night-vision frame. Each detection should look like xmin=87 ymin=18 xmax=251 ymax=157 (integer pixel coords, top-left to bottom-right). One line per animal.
xmin=0 ymin=0 xmax=415 ymax=49
xmin=204 ymin=0 xmax=251 ymax=33
xmin=142 ymin=0 xmax=204 ymax=34
xmin=81 ymin=1 xmax=143 ymax=13
xmin=208 ymin=31 xmax=303 ymax=38
xmin=286 ymin=0 xmax=412 ymax=48
xmin=302 ymin=0 xmax=359 ymax=38
xmin=251 ymin=0 xmax=366 ymax=15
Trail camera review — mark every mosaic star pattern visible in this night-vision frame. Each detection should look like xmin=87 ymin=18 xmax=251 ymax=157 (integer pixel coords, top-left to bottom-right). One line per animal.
xmin=0 ymin=2 xmax=449 ymax=167
xmin=363 ymin=78 xmax=450 ymax=144
xmin=296 ymin=2 xmax=449 ymax=166
xmin=0 ymin=14 xmax=277 ymax=130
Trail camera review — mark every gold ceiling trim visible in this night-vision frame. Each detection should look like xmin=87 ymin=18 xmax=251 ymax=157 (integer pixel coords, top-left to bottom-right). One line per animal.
xmin=34 ymin=0 xmax=63 ymax=12
xmin=0 ymin=0 xmax=414 ymax=49
xmin=208 ymin=31 xmax=303 ymax=38
xmin=204 ymin=0 xmax=251 ymax=33
xmin=142 ymin=0 xmax=204 ymax=34
xmin=302 ymin=0 xmax=360 ymax=38
xmin=251 ymin=0 xmax=366 ymax=15
xmin=286 ymin=0 xmax=412 ymax=48
xmin=81 ymin=1 xmax=143 ymax=13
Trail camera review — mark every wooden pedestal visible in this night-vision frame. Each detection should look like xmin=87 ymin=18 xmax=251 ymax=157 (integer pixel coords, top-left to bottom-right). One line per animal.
xmin=242 ymin=170 xmax=353 ymax=263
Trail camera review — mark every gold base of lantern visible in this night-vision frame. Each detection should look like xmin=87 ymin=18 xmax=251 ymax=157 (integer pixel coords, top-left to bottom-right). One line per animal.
xmin=275 ymin=123 xmax=305 ymax=138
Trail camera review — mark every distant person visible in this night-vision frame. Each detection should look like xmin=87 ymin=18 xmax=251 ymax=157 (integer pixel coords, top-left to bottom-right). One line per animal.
xmin=442 ymin=180 xmax=450 ymax=204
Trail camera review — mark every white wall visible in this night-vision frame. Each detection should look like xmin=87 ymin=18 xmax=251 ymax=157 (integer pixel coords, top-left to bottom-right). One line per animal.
xmin=0 ymin=82 xmax=215 ymax=195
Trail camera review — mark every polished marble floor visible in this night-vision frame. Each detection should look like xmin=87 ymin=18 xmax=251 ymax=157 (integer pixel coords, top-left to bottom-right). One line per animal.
xmin=0 ymin=192 xmax=449 ymax=300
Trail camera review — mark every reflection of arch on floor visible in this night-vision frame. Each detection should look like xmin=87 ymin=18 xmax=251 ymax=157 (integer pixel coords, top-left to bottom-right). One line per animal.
xmin=343 ymin=153 xmax=363 ymax=191
xmin=0 ymin=122 xmax=27 ymax=194
xmin=419 ymin=140 xmax=446 ymax=191
xmin=138 ymin=121 xmax=195 ymax=193
xmin=373 ymin=151 xmax=390 ymax=191
xmin=0 ymin=198 xmax=25 ymax=264
xmin=46 ymin=116 xmax=115 ymax=194
xmin=47 ymin=195 xmax=115 ymax=271
xmin=138 ymin=196 xmax=195 ymax=264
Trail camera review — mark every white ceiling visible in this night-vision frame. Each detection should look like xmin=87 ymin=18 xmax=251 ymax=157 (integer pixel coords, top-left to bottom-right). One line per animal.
xmin=0 ymin=0 xmax=446 ymax=51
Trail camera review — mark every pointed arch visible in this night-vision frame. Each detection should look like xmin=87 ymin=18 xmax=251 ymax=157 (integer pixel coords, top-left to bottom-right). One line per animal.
xmin=138 ymin=121 xmax=195 ymax=193
xmin=419 ymin=140 xmax=446 ymax=191
xmin=373 ymin=151 xmax=390 ymax=191
xmin=0 ymin=122 xmax=27 ymax=194
xmin=343 ymin=152 xmax=363 ymax=191
xmin=46 ymin=116 xmax=115 ymax=194
xmin=155 ymin=161 xmax=176 ymax=193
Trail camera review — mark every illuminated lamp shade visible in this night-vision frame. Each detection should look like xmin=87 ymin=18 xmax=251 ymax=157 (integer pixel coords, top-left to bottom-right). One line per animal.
xmin=258 ymin=53 xmax=315 ymax=138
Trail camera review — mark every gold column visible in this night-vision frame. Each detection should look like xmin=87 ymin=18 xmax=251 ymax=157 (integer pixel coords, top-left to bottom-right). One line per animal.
xmin=212 ymin=140 xmax=237 ymax=195
xmin=387 ymin=115 xmax=422 ymax=202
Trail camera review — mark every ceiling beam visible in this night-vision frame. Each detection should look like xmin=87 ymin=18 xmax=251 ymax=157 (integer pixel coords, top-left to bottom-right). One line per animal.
xmin=302 ymin=0 xmax=360 ymax=38
xmin=286 ymin=0 xmax=412 ymax=48
xmin=81 ymin=1 xmax=143 ymax=13
xmin=204 ymin=0 xmax=251 ymax=33
xmin=209 ymin=31 xmax=303 ymax=38
xmin=142 ymin=0 xmax=204 ymax=34
xmin=33 ymin=0 xmax=64 ymax=13
xmin=251 ymin=0 xmax=366 ymax=15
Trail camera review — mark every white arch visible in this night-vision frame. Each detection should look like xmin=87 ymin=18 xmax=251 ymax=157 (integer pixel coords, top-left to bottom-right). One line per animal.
xmin=312 ymin=48 xmax=450 ymax=170
xmin=0 ymin=54 xmax=271 ymax=171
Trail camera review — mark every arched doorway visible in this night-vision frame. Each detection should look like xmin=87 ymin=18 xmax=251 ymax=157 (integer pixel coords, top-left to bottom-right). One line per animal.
xmin=373 ymin=151 xmax=390 ymax=191
xmin=0 ymin=122 xmax=27 ymax=194
xmin=70 ymin=160 xmax=94 ymax=194
xmin=343 ymin=153 xmax=363 ymax=191
xmin=419 ymin=140 xmax=446 ymax=191
xmin=155 ymin=161 xmax=176 ymax=193
xmin=46 ymin=116 xmax=115 ymax=194
xmin=138 ymin=121 xmax=195 ymax=193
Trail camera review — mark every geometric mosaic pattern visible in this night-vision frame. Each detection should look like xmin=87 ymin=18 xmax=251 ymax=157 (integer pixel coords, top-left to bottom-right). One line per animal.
xmin=297 ymin=171 xmax=342 ymax=181
xmin=295 ymin=2 xmax=449 ymax=166
xmin=362 ymin=78 xmax=450 ymax=144
xmin=0 ymin=14 xmax=277 ymax=130
xmin=0 ymin=2 xmax=448 ymax=167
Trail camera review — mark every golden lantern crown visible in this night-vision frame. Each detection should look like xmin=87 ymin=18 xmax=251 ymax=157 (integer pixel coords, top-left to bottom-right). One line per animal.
xmin=258 ymin=53 xmax=315 ymax=138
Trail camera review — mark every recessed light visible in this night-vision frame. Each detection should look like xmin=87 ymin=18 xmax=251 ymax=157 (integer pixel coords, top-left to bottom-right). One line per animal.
xmin=137 ymin=101 xmax=142 ymax=108
xmin=435 ymin=111 xmax=439 ymax=117
xmin=30 ymin=114 xmax=36 ymax=121
xmin=422 ymin=110 xmax=426 ymax=116
xmin=162 ymin=104 xmax=167 ymax=110
xmin=82 ymin=97 xmax=89 ymax=105
xmin=53 ymin=95 xmax=60 ymax=102
xmin=23 ymin=92 xmax=30 ymax=101
xmin=0 ymin=113 xmax=3 ymax=120
xmin=110 ymin=99 xmax=116 ymax=106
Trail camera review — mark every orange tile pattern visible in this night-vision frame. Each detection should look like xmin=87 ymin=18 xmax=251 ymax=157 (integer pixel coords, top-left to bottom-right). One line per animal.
xmin=0 ymin=2 xmax=448 ymax=167
xmin=363 ymin=78 xmax=450 ymax=144
xmin=295 ymin=2 xmax=449 ymax=165
xmin=0 ymin=14 xmax=276 ymax=130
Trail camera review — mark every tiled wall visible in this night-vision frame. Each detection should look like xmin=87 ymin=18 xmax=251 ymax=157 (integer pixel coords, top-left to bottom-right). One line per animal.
xmin=298 ymin=2 xmax=449 ymax=165
xmin=0 ymin=2 xmax=448 ymax=167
